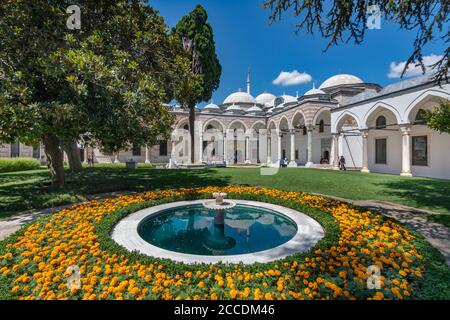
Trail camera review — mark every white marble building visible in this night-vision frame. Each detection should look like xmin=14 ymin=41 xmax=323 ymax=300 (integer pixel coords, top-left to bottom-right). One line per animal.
xmin=1 ymin=72 xmax=449 ymax=179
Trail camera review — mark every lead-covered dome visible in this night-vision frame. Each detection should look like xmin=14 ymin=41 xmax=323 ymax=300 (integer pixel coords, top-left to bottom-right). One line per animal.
xmin=255 ymin=92 xmax=276 ymax=106
xmin=223 ymin=90 xmax=256 ymax=104
xmin=319 ymin=74 xmax=363 ymax=89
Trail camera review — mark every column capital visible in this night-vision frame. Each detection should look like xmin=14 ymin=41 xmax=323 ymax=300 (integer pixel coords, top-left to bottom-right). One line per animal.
xmin=331 ymin=132 xmax=340 ymax=137
xmin=306 ymin=124 xmax=315 ymax=131
xmin=361 ymin=129 xmax=369 ymax=138
xmin=399 ymin=124 xmax=412 ymax=134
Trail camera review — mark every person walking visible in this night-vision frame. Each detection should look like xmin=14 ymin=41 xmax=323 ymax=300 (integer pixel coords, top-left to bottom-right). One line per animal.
xmin=339 ymin=155 xmax=346 ymax=171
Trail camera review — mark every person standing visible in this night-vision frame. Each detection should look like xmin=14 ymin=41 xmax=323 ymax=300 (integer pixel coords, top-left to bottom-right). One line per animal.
xmin=339 ymin=155 xmax=346 ymax=171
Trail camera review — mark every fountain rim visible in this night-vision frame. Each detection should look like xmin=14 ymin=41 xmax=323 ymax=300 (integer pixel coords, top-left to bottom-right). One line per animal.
xmin=111 ymin=199 xmax=324 ymax=264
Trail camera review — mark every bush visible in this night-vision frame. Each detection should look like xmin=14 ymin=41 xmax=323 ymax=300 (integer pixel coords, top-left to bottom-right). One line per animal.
xmin=0 ymin=158 xmax=41 ymax=173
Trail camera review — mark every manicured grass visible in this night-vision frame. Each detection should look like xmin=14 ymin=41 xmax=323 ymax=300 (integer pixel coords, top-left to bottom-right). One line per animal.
xmin=0 ymin=158 xmax=41 ymax=173
xmin=1 ymin=167 xmax=450 ymax=225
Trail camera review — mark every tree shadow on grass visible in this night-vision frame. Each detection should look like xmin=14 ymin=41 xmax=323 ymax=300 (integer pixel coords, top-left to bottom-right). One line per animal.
xmin=0 ymin=168 xmax=231 ymax=217
xmin=376 ymin=178 xmax=450 ymax=214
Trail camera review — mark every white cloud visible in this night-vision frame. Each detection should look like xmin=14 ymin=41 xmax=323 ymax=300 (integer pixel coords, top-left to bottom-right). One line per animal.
xmin=272 ymin=70 xmax=312 ymax=86
xmin=387 ymin=54 xmax=443 ymax=78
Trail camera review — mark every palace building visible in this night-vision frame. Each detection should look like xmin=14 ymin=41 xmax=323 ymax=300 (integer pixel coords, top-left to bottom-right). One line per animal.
xmin=1 ymin=72 xmax=449 ymax=179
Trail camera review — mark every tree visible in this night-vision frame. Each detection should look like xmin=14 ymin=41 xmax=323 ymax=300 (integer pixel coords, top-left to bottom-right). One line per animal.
xmin=426 ymin=100 xmax=450 ymax=134
xmin=262 ymin=0 xmax=449 ymax=83
xmin=172 ymin=5 xmax=222 ymax=164
xmin=0 ymin=1 xmax=176 ymax=186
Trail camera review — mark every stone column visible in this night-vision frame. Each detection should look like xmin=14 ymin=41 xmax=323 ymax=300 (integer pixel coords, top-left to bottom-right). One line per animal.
xmin=244 ymin=136 xmax=251 ymax=164
xmin=144 ymin=145 xmax=150 ymax=163
xmin=332 ymin=133 xmax=340 ymax=170
xmin=83 ymin=147 xmax=88 ymax=164
xmin=277 ymin=130 xmax=282 ymax=163
xmin=198 ymin=131 xmax=203 ymax=164
xmin=400 ymin=125 xmax=413 ymax=177
xmin=267 ymin=135 xmax=272 ymax=164
xmin=361 ymin=130 xmax=370 ymax=173
xmin=305 ymin=125 xmax=314 ymax=167
xmin=223 ymin=132 xmax=228 ymax=164
xmin=288 ymin=130 xmax=297 ymax=167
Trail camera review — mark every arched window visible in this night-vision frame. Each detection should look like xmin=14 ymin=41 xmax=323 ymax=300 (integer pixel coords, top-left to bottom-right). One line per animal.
xmin=319 ymin=120 xmax=325 ymax=133
xmin=375 ymin=115 xmax=386 ymax=129
xmin=183 ymin=124 xmax=189 ymax=130
xmin=415 ymin=109 xmax=427 ymax=124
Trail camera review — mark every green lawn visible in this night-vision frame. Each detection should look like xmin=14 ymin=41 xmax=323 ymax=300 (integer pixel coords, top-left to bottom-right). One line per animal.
xmin=1 ymin=167 xmax=450 ymax=226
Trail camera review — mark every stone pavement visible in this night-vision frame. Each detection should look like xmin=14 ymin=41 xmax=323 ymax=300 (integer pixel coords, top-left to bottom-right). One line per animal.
xmin=313 ymin=193 xmax=450 ymax=267
xmin=0 ymin=191 xmax=136 ymax=241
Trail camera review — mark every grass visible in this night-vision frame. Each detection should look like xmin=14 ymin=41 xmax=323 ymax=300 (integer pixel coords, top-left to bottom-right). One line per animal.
xmin=1 ymin=167 xmax=450 ymax=226
xmin=0 ymin=158 xmax=41 ymax=173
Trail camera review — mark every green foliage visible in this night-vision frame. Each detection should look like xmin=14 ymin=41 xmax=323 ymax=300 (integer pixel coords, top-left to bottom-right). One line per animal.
xmin=425 ymin=100 xmax=450 ymax=135
xmin=172 ymin=4 xmax=222 ymax=106
xmin=0 ymin=1 xmax=181 ymax=185
xmin=263 ymin=0 xmax=449 ymax=82
xmin=0 ymin=158 xmax=40 ymax=173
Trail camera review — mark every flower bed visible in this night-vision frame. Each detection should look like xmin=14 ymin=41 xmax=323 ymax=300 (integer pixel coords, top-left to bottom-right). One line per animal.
xmin=0 ymin=186 xmax=449 ymax=300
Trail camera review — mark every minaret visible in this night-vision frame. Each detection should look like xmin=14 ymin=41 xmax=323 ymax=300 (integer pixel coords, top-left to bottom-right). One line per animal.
xmin=247 ymin=66 xmax=251 ymax=95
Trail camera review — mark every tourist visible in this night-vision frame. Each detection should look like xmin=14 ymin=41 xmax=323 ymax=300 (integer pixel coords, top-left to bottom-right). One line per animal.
xmin=339 ymin=155 xmax=346 ymax=171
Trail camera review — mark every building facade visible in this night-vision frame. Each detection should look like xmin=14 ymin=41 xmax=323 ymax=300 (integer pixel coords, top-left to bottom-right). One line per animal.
xmin=1 ymin=72 xmax=449 ymax=179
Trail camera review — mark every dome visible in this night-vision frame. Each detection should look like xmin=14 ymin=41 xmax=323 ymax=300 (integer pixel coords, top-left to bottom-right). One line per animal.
xmin=225 ymin=104 xmax=245 ymax=113
xmin=319 ymin=74 xmax=363 ymax=89
xmin=223 ymin=90 xmax=256 ymax=104
xmin=247 ymin=105 xmax=264 ymax=115
xmin=281 ymin=94 xmax=296 ymax=103
xmin=255 ymin=92 xmax=276 ymax=106
xmin=304 ymin=85 xmax=326 ymax=96
xmin=203 ymin=102 xmax=220 ymax=111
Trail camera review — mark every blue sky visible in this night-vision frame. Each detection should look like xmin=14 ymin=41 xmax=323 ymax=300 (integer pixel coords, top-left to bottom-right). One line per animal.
xmin=150 ymin=0 xmax=446 ymax=106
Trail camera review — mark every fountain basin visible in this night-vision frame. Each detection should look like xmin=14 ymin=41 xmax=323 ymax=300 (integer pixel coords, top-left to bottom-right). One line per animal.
xmin=111 ymin=199 xmax=324 ymax=264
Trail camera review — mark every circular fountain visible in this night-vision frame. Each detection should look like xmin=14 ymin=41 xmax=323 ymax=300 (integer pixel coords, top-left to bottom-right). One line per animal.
xmin=112 ymin=192 xmax=324 ymax=264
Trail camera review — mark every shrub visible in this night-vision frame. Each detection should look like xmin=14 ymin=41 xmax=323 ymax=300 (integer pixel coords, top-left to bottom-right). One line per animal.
xmin=0 ymin=158 xmax=41 ymax=173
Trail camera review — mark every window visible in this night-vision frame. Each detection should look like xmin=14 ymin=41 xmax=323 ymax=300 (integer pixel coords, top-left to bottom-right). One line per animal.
xmin=32 ymin=145 xmax=40 ymax=159
xmin=375 ymin=138 xmax=387 ymax=164
xmin=282 ymin=149 xmax=286 ymax=159
xmin=376 ymin=116 xmax=386 ymax=129
xmin=183 ymin=124 xmax=189 ymax=131
xmin=132 ymin=145 xmax=141 ymax=156
xmin=302 ymin=126 xmax=307 ymax=136
xmin=319 ymin=120 xmax=324 ymax=133
xmin=412 ymin=136 xmax=428 ymax=166
xmin=295 ymin=150 xmax=299 ymax=160
xmin=159 ymin=140 xmax=167 ymax=156
xmin=415 ymin=109 xmax=427 ymax=124
xmin=10 ymin=141 xmax=20 ymax=157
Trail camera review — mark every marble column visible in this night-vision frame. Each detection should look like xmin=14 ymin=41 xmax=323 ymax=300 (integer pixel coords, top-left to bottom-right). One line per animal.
xmin=400 ymin=125 xmax=413 ymax=177
xmin=83 ymin=147 xmax=88 ymax=164
xmin=305 ymin=125 xmax=314 ymax=167
xmin=244 ymin=136 xmax=251 ymax=164
xmin=144 ymin=145 xmax=150 ymax=163
xmin=198 ymin=131 xmax=203 ymax=164
xmin=361 ymin=130 xmax=370 ymax=173
xmin=288 ymin=130 xmax=297 ymax=167
xmin=223 ymin=133 xmax=227 ymax=164
xmin=332 ymin=133 xmax=340 ymax=170
xmin=277 ymin=130 xmax=282 ymax=163
xmin=267 ymin=135 xmax=272 ymax=164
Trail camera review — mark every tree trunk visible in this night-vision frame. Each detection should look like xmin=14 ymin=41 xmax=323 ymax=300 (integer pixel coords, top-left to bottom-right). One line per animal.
xmin=63 ymin=141 xmax=82 ymax=172
xmin=42 ymin=135 xmax=65 ymax=187
xmin=189 ymin=105 xmax=196 ymax=164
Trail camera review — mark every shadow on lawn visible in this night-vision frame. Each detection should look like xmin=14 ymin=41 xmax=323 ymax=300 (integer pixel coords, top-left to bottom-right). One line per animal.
xmin=377 ymin=178 xmax=450 ymax=214
xmin=0 ymin=168 xmax=231 ymax=218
